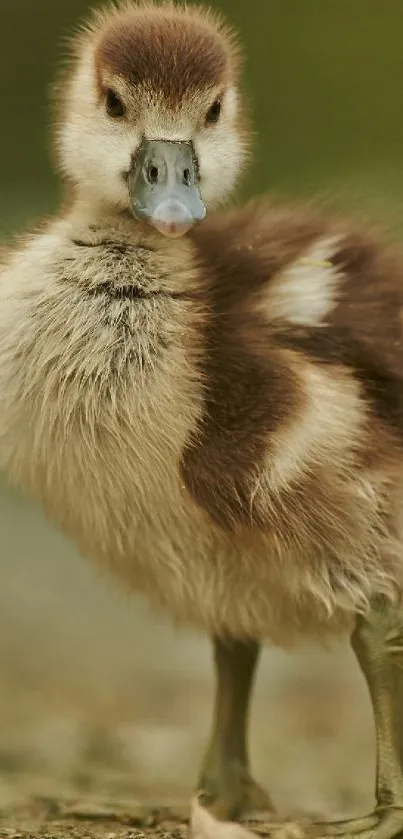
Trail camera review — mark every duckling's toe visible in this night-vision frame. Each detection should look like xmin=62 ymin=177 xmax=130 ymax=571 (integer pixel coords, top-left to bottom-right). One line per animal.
xmin=198 ymin=761 xmax=273 ymax=822
xmin=190 ymin=797 xmax=304 ymax=839
xmin=191 ymin=795 xmax=255 ymax=839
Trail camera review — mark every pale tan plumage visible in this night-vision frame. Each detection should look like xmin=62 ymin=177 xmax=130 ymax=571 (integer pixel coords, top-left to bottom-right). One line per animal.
xmin=2 ymin=3 xmax=403 ymax=839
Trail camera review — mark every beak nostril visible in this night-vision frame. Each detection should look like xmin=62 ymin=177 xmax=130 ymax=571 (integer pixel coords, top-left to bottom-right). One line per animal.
xmin=147 ymin=164 xmax=159 ymax=184
xmin=183 ymin=168 xmax=191 ymax=186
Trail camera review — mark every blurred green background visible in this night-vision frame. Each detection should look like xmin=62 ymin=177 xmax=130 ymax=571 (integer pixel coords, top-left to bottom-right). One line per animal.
xmin=0 ymin=0 xmax=398 ymax=825
xmin=2 ymin=0 xmax=403 ymax=236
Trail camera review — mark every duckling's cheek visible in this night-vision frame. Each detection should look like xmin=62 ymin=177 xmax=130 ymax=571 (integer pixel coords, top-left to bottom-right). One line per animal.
xmin=59 ymin=114 xmax=140 ymax=209
xmin=195 ymin=131 xmax=247 ymax=207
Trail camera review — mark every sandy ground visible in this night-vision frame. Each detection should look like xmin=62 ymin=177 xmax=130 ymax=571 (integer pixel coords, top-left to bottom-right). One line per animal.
xmin=0 ymin=477 xmax=377 ymax=838
xmin=0 ymin=826 xmax=186 ymax=839
xmin=0 ymin=820 xmax=185 ymax=839
xmin=0 ymin=810 xmax=188 ymax=839
xmin=0 ymin=829 xmax=182 ymax=839
xmin=0 ymin=796 xmax=189 ymax=839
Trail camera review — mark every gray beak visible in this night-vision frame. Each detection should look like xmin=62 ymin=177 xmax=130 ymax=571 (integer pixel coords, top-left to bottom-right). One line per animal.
xmin=128 ymin=138 xmax=206 ymax=238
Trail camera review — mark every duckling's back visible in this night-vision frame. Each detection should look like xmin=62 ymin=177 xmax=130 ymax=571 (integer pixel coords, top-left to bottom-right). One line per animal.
xmin=186 ymin=198 xmax=403 ymax=631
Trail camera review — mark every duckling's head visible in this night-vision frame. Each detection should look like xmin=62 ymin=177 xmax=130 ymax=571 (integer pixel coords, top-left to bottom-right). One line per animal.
xmin=57 ymin=0 xmax=248 ymax=237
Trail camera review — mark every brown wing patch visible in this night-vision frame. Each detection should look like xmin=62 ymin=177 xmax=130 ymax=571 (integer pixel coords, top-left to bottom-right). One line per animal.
xmin=331 ymin=232 xmax=403 ymax=379
xmin=273 ymin=229 xmax=403 ymax=439
xmin=94 ymin=2 xmax=238 ymax=105
xmin=182 ymin=201 xmax=329 ymax=531
xmin=183 ymin=199 xmax=403 ymax=532
xmin=182 ymin=200 xmax=403 ymax=616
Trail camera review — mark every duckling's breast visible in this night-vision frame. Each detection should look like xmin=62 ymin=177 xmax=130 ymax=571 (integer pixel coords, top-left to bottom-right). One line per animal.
xmin=0 ymin=228 xmax=204 ymax=562
xmin=0 ymin=223 xmax=382 ymax=644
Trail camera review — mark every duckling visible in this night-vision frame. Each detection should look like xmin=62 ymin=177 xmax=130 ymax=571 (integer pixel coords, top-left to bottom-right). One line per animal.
xmin=2 ymin=3 xmax=403 ymax=839
xmin=1 ymin=0 xmax=266 ymax=824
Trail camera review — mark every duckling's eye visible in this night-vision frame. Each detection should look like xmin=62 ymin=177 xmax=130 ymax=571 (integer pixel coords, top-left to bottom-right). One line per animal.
xmin=105 ymin=89 xmax=126 ymax=118
xmin=205 ymin=98 xmax=221 ymax=126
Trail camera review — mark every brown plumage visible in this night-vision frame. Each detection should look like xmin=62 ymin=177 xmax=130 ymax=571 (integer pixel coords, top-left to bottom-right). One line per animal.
xmin=2 ymin=2 xmax=403 ymax=838
xmin=94 ymin=3 xmax=239 ymax=104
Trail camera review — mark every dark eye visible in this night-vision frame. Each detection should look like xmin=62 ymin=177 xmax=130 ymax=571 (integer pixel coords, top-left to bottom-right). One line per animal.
xmin=105 ymin=88 xmax=126 ymax=118
xmin=205 ymin=98 xmax=221 ymax=125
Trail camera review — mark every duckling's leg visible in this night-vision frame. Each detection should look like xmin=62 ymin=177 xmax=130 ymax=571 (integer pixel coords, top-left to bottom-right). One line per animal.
xmin=192 ymin=601 xmax=403 ymax=839
xmin=197 ymin=637 xmax=273 ymax=821
xmin=302 ymin=599 xmax=403 ymax=839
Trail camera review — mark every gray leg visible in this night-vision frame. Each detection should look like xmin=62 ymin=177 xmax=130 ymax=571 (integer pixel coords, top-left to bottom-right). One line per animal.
xmin=309 ymin=599 xmax=403 ymax=839
xmin=192 ymin=605 xmax=403 ymax=839
xmin=198 ymin=636 xmax=273 ymax=821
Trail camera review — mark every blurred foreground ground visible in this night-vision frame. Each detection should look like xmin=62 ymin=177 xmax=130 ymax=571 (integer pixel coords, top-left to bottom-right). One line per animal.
xmin=0 ymin=475 xmax=376 ymax=837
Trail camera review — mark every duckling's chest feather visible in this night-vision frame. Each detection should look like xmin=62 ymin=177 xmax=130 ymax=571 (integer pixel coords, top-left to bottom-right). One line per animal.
xmin=0 ymin=231 xmax=206 ymax=567
xmin=0 ymin=223 xmax=401 ymax=644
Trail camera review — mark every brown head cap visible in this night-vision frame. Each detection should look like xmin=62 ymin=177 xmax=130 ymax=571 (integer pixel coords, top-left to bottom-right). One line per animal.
xmin=91 ymin=1 xmax=241 ymax=105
